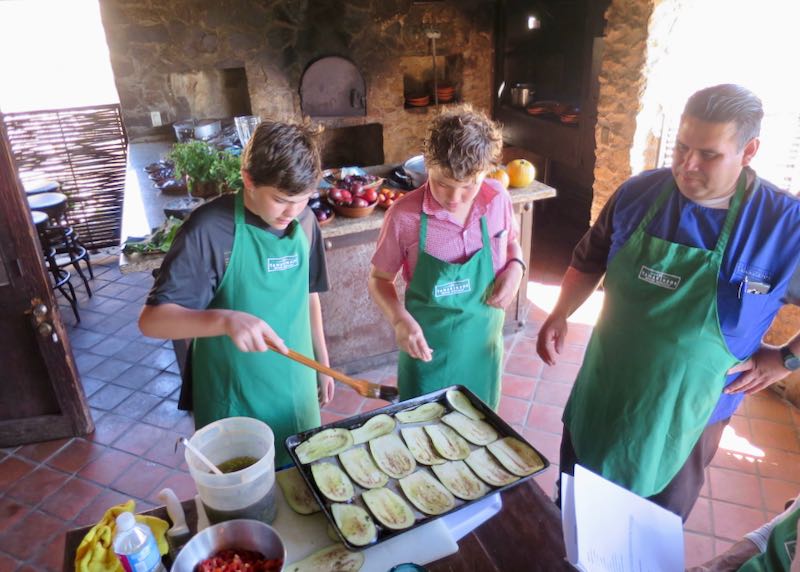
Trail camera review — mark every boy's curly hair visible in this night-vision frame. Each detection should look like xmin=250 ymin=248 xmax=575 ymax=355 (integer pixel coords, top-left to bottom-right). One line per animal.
xmin=423 ymin=104 xmax=503 ymax=181
xmin=242 ymin=120 xmax=322 ymax=195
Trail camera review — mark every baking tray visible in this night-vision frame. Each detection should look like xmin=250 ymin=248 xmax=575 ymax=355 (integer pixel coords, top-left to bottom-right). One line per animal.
xmin=285 ymin=384 xmax=550 ymax=551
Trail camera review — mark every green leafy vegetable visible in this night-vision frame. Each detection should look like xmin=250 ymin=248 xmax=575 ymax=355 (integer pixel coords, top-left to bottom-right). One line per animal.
xmin=123 ymin=217 xmax=183 ymax=255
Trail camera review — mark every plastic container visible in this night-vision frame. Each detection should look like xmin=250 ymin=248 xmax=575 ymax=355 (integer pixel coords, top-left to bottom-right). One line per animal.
xmin=185 ymin=417 xmax=277 ymax=525
xmin=113 ymin=512 xmax=166 ymax=572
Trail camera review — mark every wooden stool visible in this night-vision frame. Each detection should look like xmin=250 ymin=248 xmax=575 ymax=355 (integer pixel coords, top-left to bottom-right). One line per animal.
xmin=24 ymin=180 xmax=61 ymax=196
xmin=32 ymin=209 xmax=80 ymax=322
xmin=27 ymin=192 xmax=94 ymax=296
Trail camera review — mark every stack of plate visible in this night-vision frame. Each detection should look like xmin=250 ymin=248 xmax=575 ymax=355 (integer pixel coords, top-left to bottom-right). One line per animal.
xmin=435 ymin=85 xmax=455 ymax=103
xmin=406 ymin=94 xmax=430 ymax=107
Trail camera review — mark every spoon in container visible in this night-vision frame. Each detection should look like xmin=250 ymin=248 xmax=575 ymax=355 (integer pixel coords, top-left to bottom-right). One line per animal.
xmin=178 ymin=437 xmax=223 ymax=475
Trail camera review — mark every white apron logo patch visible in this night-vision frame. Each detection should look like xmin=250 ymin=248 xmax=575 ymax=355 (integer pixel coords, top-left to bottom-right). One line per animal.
xmin=434 ymin=279 xmax=471 ymax=298
xmin=638 ymin=265 xmax=681 ymax=290
xmin=267 ymin=254 xmax=299 ymax=272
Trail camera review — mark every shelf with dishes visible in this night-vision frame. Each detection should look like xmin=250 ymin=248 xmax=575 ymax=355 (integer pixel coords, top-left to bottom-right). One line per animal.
xmin=404 ymin=85 xmax=459 ymax=110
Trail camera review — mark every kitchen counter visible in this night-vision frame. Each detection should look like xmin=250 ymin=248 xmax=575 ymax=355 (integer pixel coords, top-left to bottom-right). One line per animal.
xmin=119 ymin=142 xmax=556 ymax=372
xmin=62 ymin=479 xmax=570 ymax=571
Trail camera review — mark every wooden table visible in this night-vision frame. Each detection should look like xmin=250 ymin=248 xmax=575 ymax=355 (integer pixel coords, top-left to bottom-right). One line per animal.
xmin=63 ymin=479 xmax=570 ymax=571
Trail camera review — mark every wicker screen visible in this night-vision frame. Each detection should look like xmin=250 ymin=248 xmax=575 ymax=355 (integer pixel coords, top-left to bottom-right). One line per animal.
xmin=2 ymin=104 xmax=128 ymax=249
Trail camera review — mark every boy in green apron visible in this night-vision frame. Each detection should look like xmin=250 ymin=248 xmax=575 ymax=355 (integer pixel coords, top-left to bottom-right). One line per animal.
xmin=139 ymin=121 xmax=334 ymax=467
xmin=369 ymin=105 xmax=526 ymax=409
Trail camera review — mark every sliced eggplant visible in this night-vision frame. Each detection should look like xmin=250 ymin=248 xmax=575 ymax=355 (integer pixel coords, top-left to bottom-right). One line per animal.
xmin=350 ymin=414 xmax=396 ymax=445
xmin=432 ymin=460 xmax=490 ymax=500
xmin=311 ymin=462 xmax=355 ymax=502
xmin=399 ymin=470 xmax=456 ymax=515
xmin=445 ymin=389 xmax=485 ymax=421
xmin=400 ymin=426 xmax=446 ymax=466
xmin=362 ymin=487 xmax=416 ymax=530
xmin=487 ymin=437 xmax=544 ymax=476
xmin=369 ymin=433 xmax=417 ymax=479
xmin=276 ymin=466 xmax=321 ymax=515
xmin=395 ymin=402 xmax=445 ymax=423
xmin=441 ymin=411 xmax=498 ymax=446
xmin=331 ymin=503 xmax=377 ymax=547
xmin=286 ymin=544 xmax=364 ymax=572
xmin=296 ymin=428 xmax=354 ymax=464
xmin=424 ymin=424 xmax=471 ymax=460
xmin=465 ymin=447 xmax=519 ymax=487
xmin=339 ymin=447 xmax=389 ymax=489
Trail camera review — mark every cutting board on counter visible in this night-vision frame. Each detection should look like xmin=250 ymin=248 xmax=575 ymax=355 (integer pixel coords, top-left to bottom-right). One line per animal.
xmin=271 ymin=485 xmax=458 ymax=571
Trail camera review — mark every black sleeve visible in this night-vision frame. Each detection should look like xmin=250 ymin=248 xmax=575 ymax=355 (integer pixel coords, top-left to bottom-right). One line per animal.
xmin=145 ymin=199 xmax=233 ymax=308
xmin=570 ymin=191 xmax=619 ymax=274
xmin=304 ymin=208 xmax=329 ymax=293
xmin=787 ymin=261 xmax=800 ymax=305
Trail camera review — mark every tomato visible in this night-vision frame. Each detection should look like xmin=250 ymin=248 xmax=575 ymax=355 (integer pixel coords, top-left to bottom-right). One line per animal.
xmin=486 ymin=168 xmax=510 ymax=189
xmin=363 ymin=188 xmax=378 ymax=203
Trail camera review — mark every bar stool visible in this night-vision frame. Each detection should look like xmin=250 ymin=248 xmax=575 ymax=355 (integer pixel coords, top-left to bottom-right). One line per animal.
xmin=32 ymin=210 xmax=80 ymax=322
xmin=24 ymin=180 xmax=61 ymax=196
xmin=27 ymin=191 xmax=94 ymax=296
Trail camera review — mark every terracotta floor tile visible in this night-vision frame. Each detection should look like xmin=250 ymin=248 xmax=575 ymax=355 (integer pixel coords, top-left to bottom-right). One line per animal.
xmin=111 ymin=459 xmax=171 ymax=500
xmin=87 ymin=384 xmax=134 ymax=410
xmin=714 ymin=538 xmax=735 ymax=554
xmin=554 ymin=344 xmax=588 ymax=365
xmin=78 ymin=448 xmax=138 ymax=486
xmin=540 ymin=361 xmax=580 ymax=385
xmin=325 ymin=385 xmax=365 ymax=416
xmin=0 ymin=510 xmax=65 ymax=560
xmin=708 ymin=467 xmax=763 ymax=508
xmin=39 ymin=476 xmax=103 ymax=521
xmin=760 ymin=477 xmax=799 ymax=513
xmin=0 ymin=456 xmax=37 ymax=489
xmin=533 ymin=466 xmax=558 ymax=498
xmin=112 ymin=423 xmax=168 ymax=457
xmin=510 ymin=338 xmax=537 ymax=357
xmin=533 ymin=380 xmax=572 ymax=408
xmin=47 ymin=438 xmax=105 ymax=473
xmin=142 ymin=399 xmax=190 ymax=429
xmin=360 ymin=398 xmax=391 ymax=413
xmin=147 ymin=471 xmax=196 ymax=504
xmin=756 ymin=447 xmax=800 ymax=483
xmin=320 ymin=410 xmax=347 ymax=425
xmin=565 ymin=324 xmax=592 ymax=345
xmin=0 ymin=496 xmax=31 ymax=534
xmin=521 ymin=427 xmax=562 ymax=464
xmin=15 ymin=438 xmax=71 ymax=464
xmin=710 ymin=499 xmax=766 ymax=541
xmin=749 ymin=418 xmax=800 ymax=452
xmin=745 ymin=392 xmax=794 ymax=425
xmin=85 ymin=412 xmax=134 ymax=445
xmin=141 ymin=431 xmax=185 ymax=468
xmin=525 ymin=402 xmax=564 ymax=435
xmin=504 ymin=353 xmax=544 ymax=378
xmin=112 ymin=365 xmax=162 ymax=390
xmin=710 ymin=449 xmax=759 ymax=474
xmin=501 ymin=373 xmax=537 ymax=400
xmin=6 ymin=465 xmax=70 ymax=505
xmin=30 ymin=529 xmax=65 ymax=572
xmin=684 ymin=496 xmax=712 ymax=535
xmin=73 ymin=489 xmax=133 ymax=527
xmin=728 ymin=414 xmax=752 ymax=439
xmin=684 ymin=532 xmax=715 ymax=569
xmin=527 ymin=303 xmax=549 ymax=322
xmin=701 ymin=470 xmax=711 ymax=498
xmin=0 ymin=553 xmax=19 ymax=572
xmin=498 ymin=395 xmax=530 ymax=426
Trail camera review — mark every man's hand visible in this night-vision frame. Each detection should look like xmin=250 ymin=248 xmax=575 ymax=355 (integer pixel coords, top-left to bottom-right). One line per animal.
xmin=317 ymin=374 xmax=335 ymax=407
xmin=394 ymin=315 xmax=433 ymax=362
xmin=487 ymin=262 xmax=525 ymax=309
xmin=536 ymin=313 xmax=568 ymax=366
xmin=725 ymin=345 xmax=790 ymax=394
xmin=222 ymin=310 xmax=288 ymax=354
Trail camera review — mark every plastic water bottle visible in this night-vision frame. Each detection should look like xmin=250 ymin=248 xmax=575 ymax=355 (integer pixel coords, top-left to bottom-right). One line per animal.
xmin=113 ymin=512 xmax=166 ymax=572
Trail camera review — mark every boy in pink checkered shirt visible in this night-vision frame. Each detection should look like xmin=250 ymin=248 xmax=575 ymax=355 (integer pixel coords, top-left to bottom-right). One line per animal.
xmin=369 ymin=105 xmax=526 ymax=409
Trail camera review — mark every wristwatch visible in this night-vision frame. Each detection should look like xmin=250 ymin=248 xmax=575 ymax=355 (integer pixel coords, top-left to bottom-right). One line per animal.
xmin=780 ymin=346 xmax=800 ymax=371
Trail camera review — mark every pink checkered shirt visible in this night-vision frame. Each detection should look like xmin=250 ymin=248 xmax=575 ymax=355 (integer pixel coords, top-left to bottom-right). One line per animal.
xmin=371 ymin=178 xmax=519 ymax=283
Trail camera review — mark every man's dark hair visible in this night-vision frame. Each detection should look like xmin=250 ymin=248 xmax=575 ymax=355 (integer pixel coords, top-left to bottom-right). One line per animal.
xmin=683 ymin=84 xmax=764 ymax=149
xmin=241 ymin=120 xmax=322 ymax=195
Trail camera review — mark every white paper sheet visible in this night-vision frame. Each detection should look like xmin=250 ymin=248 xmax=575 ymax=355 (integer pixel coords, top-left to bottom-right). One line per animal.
xmin=561 ymin=465 xmax=684 ymax=572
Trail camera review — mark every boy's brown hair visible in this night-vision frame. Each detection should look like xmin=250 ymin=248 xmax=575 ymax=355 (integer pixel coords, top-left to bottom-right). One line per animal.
xmin=423 ymin=104 xmax=503 ymax=181
xmin=241 ymin=120 xmax=322 ymax=195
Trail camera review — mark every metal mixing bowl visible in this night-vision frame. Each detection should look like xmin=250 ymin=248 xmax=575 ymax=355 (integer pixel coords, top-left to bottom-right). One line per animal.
xmin=170 ymin=519 xmax=286 ymax=572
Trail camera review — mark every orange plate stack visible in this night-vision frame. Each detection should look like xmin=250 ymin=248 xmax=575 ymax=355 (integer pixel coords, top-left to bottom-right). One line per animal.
xmin=405 ymin=94 xmax=430 ymax=107
xmin=435 ymin=85 xmax=455 ymax=103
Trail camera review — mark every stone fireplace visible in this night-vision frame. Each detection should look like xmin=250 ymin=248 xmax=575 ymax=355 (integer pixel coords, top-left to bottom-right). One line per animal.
xmin=98 ymin=0 xmax=495 ymax=164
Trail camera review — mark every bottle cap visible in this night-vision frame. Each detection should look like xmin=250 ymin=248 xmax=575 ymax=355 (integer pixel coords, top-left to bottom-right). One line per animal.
xmin=116 ymin=511 xmax=136 ymax=532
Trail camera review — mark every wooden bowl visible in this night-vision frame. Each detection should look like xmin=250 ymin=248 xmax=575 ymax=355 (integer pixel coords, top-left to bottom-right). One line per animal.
xmin=331 ymin=201 xmax=378 ymax=218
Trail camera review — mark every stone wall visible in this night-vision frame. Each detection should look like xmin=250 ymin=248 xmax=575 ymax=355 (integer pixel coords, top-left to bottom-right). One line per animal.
xmin=98 ymin=0 xmax=494 ymax=164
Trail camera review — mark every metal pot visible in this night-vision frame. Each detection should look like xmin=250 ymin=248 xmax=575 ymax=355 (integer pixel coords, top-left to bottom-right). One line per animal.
xmin=193 ymin=119 xmax=222 ymax=140
xmin=510 ymin=84 xmax=535 ymax=107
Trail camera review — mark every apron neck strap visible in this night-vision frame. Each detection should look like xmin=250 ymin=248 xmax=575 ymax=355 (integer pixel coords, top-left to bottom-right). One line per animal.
xmin=235 ymin=190 xmax=245 ymax=224
xmin=419 ymin=212 xmax=429 ymax=253
xmin=479 ymin=215 xmax=489 ymax=245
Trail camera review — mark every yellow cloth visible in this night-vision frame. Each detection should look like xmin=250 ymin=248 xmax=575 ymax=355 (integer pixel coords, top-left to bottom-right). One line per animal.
xmin=74 ymin=500 xmax=169 ymax=572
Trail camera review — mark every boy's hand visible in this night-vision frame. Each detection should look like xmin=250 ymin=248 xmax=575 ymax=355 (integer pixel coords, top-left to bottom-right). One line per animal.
xmin=317 ymin=374 xmax=335 ymax=407
xmin=222 ymin=310 xmax=288 ymax=353
xmin=487 ymin=262 xmax=525 ymax=309
xmin=394 ymin=315 xmax=433 ymax=362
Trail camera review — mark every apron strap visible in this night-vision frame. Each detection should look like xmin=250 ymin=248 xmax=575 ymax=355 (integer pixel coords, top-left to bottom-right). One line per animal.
xmin=419 ymin=212 xmax=429 ymax=254
xmin=234 ymin=190 xmax=245 ymax=225
xmin=479 ymin=215 xmax=489 ymax=246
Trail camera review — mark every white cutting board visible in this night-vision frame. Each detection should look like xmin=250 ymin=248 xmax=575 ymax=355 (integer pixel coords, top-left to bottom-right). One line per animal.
xmin=271 ymin=482 xmax=458 ymax=571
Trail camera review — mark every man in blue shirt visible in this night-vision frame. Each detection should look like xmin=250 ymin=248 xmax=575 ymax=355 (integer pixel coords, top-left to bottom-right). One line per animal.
xmin=537 ymin=84 xmax=800 ymax=520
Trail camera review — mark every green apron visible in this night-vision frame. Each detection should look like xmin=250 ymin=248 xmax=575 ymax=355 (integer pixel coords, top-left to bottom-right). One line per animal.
xmin=398 ymin=213 xmax=505 ymax=409
xmin=563 ymin=173 xmax=746 ymax=497
xmin=739 ymin=507 xmax=799 ymax=571
xmin=192 ymin=192 xmax=320 ymax=467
